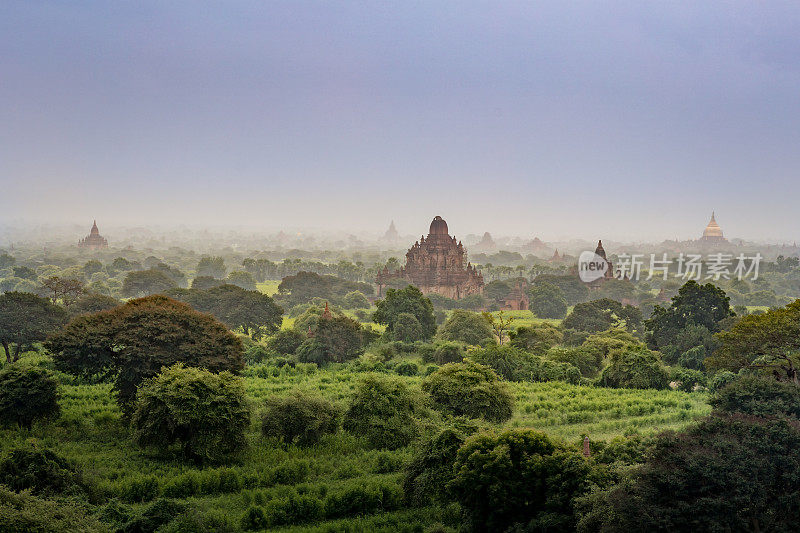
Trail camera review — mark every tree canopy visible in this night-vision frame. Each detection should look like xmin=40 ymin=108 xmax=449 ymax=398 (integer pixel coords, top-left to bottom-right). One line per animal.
xmin=372 ymin=285 xmax=436 ymax=341
xmin=0 ymin=292 xmax=68 ymax=363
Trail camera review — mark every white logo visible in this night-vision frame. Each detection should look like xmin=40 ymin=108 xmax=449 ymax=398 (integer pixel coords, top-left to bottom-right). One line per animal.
xmin=578 ymin=251 xmax=609 ymax=282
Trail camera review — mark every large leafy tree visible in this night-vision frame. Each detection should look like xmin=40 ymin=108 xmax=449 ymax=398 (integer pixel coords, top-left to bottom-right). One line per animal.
xmin=39 ymin=276 xmax=85 ymax=306
xmin=372 ymin=285 xmax=436 ymax=340
xmin=450 ymin=429 xmax=589 ymax=532
xmin=593 ymin=414 xmax=800 ymax=532
xmin=0 ymin=366 xmax=60 ymax=429
xmin=196 ymin=256 xmax=227 ymax=279
xmin=276 ymin=271 xmax=373 ymax=308
xmin=528 ymin=281 xmax=568 ymax=319
xmin=46 ymin=295 xmax=243 ymax=415
xmin=121 ymin=269 xmax=177 ymax=297
xmin=646 ymin=280 xmax=733 ymax=350
xmin=0 ymin=292 xmax=68 ymax=363
xmin=563 ymin=298 xmax=642 ymax=336
xmin=707 ymin=300 xmax=800 ymax=383
xmin=168 ymin=284 xmax=283 ymax=340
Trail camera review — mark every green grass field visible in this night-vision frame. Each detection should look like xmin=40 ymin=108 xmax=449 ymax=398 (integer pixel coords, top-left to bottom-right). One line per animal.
xmin=0 ymin=352 xmax=710 ymax=531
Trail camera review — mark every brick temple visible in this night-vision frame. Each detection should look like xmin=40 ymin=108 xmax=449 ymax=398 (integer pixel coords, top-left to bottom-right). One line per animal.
xmin=78 ymin=220 xmax=108 ymax=249
xmin=376 ymin=216 xmax=484 ymax=299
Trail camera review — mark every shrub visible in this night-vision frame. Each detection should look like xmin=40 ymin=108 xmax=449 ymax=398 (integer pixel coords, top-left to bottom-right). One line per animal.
xmin=0 ymin=447 xmax=84 ymax=496
xmin=343 ymin=375 xmax=420 ymax=449
xmin=131 ymin=364 xmax=251 ymax=463
xmin=393 ymin=312 xmax=425 ymax=342
xmin=395 ymin=361 xmax=419 ymax=376
xmin=470 ymin=344 xmax=581 ymax=384
xmin=508 ymin=323 xmax=563 ymax=355
xmin=710 ymin=374 xmax=800 ymax=418
xmin=264 ymin=492 xmax=324 ymax=526
xmin=323 ymin=481 xmax=403 ymax=519
xmin=157 ymin=510 xmax=239 ymax=533
xmin=269 ymin=459 xmax=309 ymax=485
xmin=422 ymin=361 xmax=514 ymax=422
xmin=707 ymin=370 xmax=737 ymax=393
xmin=343 ymin=290 xmax=370 ymax=309
xmin=120 ymin=498 xmax=188 ymax=533
xmin=450 ymin=429 xmax=589 ymax=532
xmin=267 ymin=328 xmax=306 ymax=355
xmin=120 ymin=475 xmax=160 ymax=503
xmin=671 ymin=367 xmax=706 ymax=392
xmin=0 ymin=366 xmax=60 ymax=429
xmin=546 ymin=346 xmax=603 ymax=378
xmin=243 ymin=344 xmax=272 ymax=365
xmin=241 ymin=506 xmax=269 ymax=531
xmin=431 ymin=341 xmax=466 ymax=365
xmin=436 ymin=310 xmax=494 ymax=345
xmin=0 ymin=486 xmax=106 ymax=533
xmin=262 ymin=392 xmax=339 ymax=446
xmin=599 ymin=346 xmax=670 ymax=390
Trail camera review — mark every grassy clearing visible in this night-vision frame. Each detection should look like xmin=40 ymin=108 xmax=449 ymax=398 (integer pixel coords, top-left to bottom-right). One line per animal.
xmin=256 ymin=280 xmax=281 ymax=296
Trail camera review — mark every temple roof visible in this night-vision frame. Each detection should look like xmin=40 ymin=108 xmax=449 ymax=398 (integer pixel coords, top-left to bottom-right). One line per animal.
xmin=429 ymin=215 xmax=449 ymax=236
xmin=595 ymin=240 xmax=607 ymax=259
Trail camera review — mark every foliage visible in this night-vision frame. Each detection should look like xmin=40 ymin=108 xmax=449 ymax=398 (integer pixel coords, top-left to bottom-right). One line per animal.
xmin=67 ymin=292 xmax=120 ymax=316
xmin=261 ymin=392 xmax=339 ymax=446
xmin=225 ymin=270 xmax=257 ymax=291
xmin=0 ymin=365 xmax=60 ymax=428
xmin=343 ymin=375 xmax=420 ymax=449
xmin=132 ymin=364 xmax=251 ymax=463
xmin=450 ymin=429 xmax=589 ymax=532
xmin=312 ymin=311 xmax=366 ymax=363
xmin=508 ymin=323 xmax=563 ymax=355
xmin=122 ymin=268 xmax=178 ymax=297
xmin=670 ymin=367 xmax=706 ymax=392
xmin=190 ymin=275 xmax=224 ymax=290
xmin=40 ymin=276 xmax=85 ymax=306
xmin=168 ymin=284 xmax=283 ymax=340
xmin=599 ymin=346 xmax=670 ymax=390
xmin=436 ymin=309 xmax=494 ymax=346
xmin=470 ymin=344 xmax=582 ymax=384
xmin=423 ymin=361 xmax=514 ymax=422
xmin=546 ymin=345 xmax=604 ymax=378
xmin=392 ymin=312 xmax=425 ymax=342
xmin=531 ymin=274 xmax=590 ymax=306
xmin=564 ymin=298 xmax=643 ymax=336
xmin=708 ymin=300 xmax=800 ymax=383
xmin=528 ymin=281 xmax=568 ymax=319
xmin=646 ymin=280 xmax=733 ymax=351
xmin=342 ymin=290 xmax=370 ymax=309
xmin=592 ymin=414 xmax=800 ymax=532
xmin=429 ymin=341 xmax=466 ymax=365
xmin=394 ymin=361 xmax=419 ymax=376
xmin=267 ymin=328 xmax=305 ymax=355
xmin=196 ymin=256 xmax=227 ymax=279
xmin=120 ymin=498 xmax=188 ymax=533
xmin=47 ymin=295 xmax=244 ymax=414
xmin=0 ymin=291 xmax=68 ymax=363
xmin=0 ymin=485 xmax=107 ymax=533
xmin=710 ymin=374 xmax=800 ymax=419
xmin=0 ymin=447 xmax=84 ymax=496
xmin=277 ymin=271 xmax=373 ymax=308
xmin=373 ymin=285 xmax=437 ymax=341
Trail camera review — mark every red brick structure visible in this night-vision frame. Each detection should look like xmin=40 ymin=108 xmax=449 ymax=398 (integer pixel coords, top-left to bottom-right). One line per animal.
xmin=78 ymin=220 xmax=108 ymax=249
xmin=376 ymin=216 xmax=484 ymax=299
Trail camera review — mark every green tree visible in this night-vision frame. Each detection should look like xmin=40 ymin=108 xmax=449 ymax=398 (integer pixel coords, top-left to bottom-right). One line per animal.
xmin=563 ymin=298 xmax=643 ymax=336
xmin=343 ymin=375 xmax=420 ymax=449
xmin=373 ymin=285 xmax=436 ymax=340
xmin=528 ymin=282 xmax=568 ymax=319
xmin=0 ymin=366 xmax=60 ymax=429
xmin=47 ymin=295 xmax=244 ymax=414
xmin=261 ymin=392 xmax=339 ymax=446
xmin=531 ymin=274 xmax=589 ymax=305
xmin=710 ymin=374 xmax=800 ymax=418
xmin=196 ymin=256 xmax=226 ymax=279
xmin=0 ymin=448 xmax=84 ymax=496
xmin=508 ymin=323 xmax=563 ymax=355
xmin=599 ymin=345 xmax=669 ymax=390
xmin=66 ymin=293 xmax=120 ymax=316
xmin=422 ymin=361 xmax=514 ymax=422
xmin=342 ymin=290 xmax=370 ymax=309
xmin=276 ymin=271 xmax=373 ymax=308
xmin=436 ymin=309 xmax=494 ymax=346
xmin=267 ymin=329 xmax=306 ymax=355
xmin=482 ymin=310 xmax=515 ymax=345
xmin=131 ymin=364 xmax=250 ymax=463
xmin=225 ymin=270 xmax=257 ymax=291
xmin=592 ymin=414 xmax=800 ymax=532
xmin=122 ymin=269 xmax=177 ymax=297
xmin=190 ymin=276 xmax=224 ymax=290
xmin=0 ymin=292 xmax=68 ymax=363
xmin=450 ymin=429 xmax=589 ymax=532
xmin=82 ymin=260 xmax=103 ymax=277
xmin=707 ymin=300 xmax=800 ymax=383
xmin=392 ymin=312 xmax=425 ymax=342
xmin=39 ymin=276 xmax=85 ymax=306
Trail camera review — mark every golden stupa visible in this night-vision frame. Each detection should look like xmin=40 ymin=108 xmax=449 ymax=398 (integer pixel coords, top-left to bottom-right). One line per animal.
xmin=700 ymin=212 xmax=726 ymax=243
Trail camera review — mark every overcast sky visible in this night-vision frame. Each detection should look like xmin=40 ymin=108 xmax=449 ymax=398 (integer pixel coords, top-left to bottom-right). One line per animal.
xmin=2 ymin=1 xmax=799 ymax=242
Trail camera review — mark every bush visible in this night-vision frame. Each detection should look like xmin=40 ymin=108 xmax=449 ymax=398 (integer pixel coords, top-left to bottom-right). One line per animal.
xmin=120 ymin=498 xmax=188 ymax=533
xmin=0 ymin=365 xmax=60 ymax=429
xmin=671 ymin=367 xmax=706 ymax=392
xmin=343 ymin=290 xmax=370 ymax=309
xmin=267 ymin=328 xmax=306 ymax=355
xmin=431 ymin=341 xmax=466 ymax=365
xmin=707 ymin=370 xmax=737 ymax=393
xmin=546 ymin=346 xmax=603 ymax=378
xmin=243 ymin=344 xmax=272 ymax=365
xmin=450 ymin=429 xmax=589 ymax=532
xmin=343 ymin=375 xmax=420 ymax=449
xmin=599 ymin=346 xmax=670 ymax=390
xmin=0 ymin=447 xmax=84 ymax=496
xmin=436 ymin=310 xmax=494 ymax=345
xmin=395 ymin=361 xmax=419 ymax=376
xmin=470 ymin=345 xmax=581 ymax=384
xmin=132 ymin=364 xmax=251 ymax=463
xmin=120 ymin=474 xmax=160 ymax=503
xmin=157 ymin=510 xmax=239 ymax=533
xmin=323 ymin=481 xmax=403 ymax=519
xmin=264 ymin=492 xmax=324 ymax=526
xmin=261 ymin=392 xmax=339 ymax=446
xmin=710 ymin=375 xmax=800 ymax=419
xmin=241 ymin=506 xmax=268 ymax=531
xmin=393 ymin=312 xmax=425 ymax=342
xmin=422 ymin=361 xmax=514 ymax=422
xmin=508 ymin=323 xmax=563 ymax=355
xmin=0 ymin=486 xmax=106 ymax=533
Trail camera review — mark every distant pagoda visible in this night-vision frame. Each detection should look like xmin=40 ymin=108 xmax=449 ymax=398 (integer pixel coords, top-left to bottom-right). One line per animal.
xmin=376 ymin=216 xmax=484 ymax=299
xmin=699 ymin=212 xmax=727 ymax=243
xmin=383 ymin=220 xmax=399 ymax=242
xmin=78 ymin=220 xmax=108 ymax=249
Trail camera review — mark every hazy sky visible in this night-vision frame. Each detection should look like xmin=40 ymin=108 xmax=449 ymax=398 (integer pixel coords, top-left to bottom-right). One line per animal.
xmin=2 ymin=1 xmax=799 ymax=242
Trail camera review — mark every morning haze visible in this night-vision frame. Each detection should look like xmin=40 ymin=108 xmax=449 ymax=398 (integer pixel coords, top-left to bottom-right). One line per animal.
xmin=2 ymin=2 xmax=799 ymax=242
